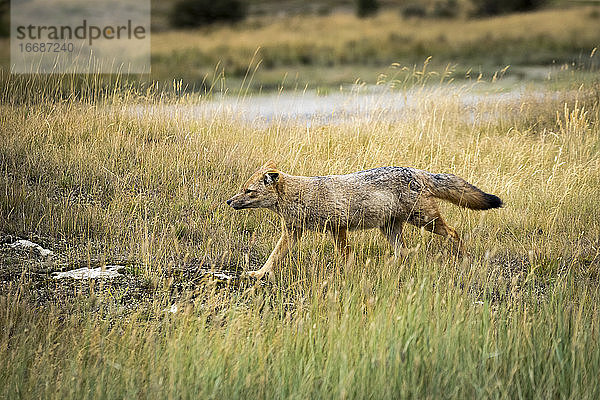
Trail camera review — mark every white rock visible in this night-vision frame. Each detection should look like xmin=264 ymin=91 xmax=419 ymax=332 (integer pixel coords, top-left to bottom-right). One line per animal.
xmin=201 ymin=269 xmax=233 ymax=280
xmin=7 ymin=239 xmax=53 ymax=257
xmin=210 ymin=271 xmax=233 ymax=280
xmin=52 ymin=265 xmax=124 ymax=280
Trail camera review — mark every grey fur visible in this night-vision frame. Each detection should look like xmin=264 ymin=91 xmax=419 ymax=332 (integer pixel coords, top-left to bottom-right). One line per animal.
xmin=227 ymin=163 xmax=502 ymax=280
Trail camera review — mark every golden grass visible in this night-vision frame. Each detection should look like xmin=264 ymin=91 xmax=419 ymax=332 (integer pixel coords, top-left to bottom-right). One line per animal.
xmin=154 ymin=7 xmax=600 ymax=53
xmin=0 ymin=71 xmax=599 ymax=398
xmin=152 ymin=7 xmax=600 ymax=79
xmin=153 ymin=6 xmax=600 ymax=89
xmin=1 ymin=7 xmax=598 ymax=91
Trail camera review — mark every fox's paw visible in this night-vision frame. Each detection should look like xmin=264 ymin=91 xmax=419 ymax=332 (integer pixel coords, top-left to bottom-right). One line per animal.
xmin=244 ymin=269 xmax=274 ymax=282
xmin=244 ymin=270 xmax=265 ymax=279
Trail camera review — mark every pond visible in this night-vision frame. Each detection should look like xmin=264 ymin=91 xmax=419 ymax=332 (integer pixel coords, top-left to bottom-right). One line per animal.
xmin=130 ymin=82 xmax=539 ymax=126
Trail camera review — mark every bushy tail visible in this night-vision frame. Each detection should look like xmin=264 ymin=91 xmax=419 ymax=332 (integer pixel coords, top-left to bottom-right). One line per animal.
xmin=426 ymin=173 xmax=503 ymax=210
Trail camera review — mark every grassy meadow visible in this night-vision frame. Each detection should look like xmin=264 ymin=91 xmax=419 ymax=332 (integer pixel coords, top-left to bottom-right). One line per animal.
xmin=150 ymin=6 xmax=600 ymax=90
xmin=1 ymin=2 xmax=600 ymax=397
xmin=1 ymin=64 xmax=600 ymax=398
xmin=1 ymin=6 xmax=599 ymax=91
xmin=158 ymin=6 xmax=600 ymax=90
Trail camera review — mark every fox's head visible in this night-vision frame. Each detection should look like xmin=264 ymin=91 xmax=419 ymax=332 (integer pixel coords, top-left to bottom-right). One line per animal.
xmin=226 ymin=160 xmax=281 ymax=210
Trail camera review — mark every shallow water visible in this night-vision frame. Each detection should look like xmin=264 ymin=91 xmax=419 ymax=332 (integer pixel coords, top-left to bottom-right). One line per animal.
xmin=131 ymin=83 xmax=534 ymax=126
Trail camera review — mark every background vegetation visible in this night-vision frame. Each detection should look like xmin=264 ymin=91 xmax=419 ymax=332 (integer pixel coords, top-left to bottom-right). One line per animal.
xmin=1 ymin=3 xmax=598 ymax=91
xmin=0 ymin=68 xmax=599 ymax=398
xmin=151 ymin=6 xmax=600 ymax=91
xmin=170 ymin=0 xmax=247 ymax=28
xmin=1 ymin=1 xmax=599 ymax=398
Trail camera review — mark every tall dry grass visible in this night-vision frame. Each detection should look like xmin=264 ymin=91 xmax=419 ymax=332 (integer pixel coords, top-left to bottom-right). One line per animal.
xmin=0 ymin=70 xmax=599 ymax=398
xmin=150 ymin=7 xmax=600 ymax=85
xmin=1 ymin=7 xmax=598 ymax=91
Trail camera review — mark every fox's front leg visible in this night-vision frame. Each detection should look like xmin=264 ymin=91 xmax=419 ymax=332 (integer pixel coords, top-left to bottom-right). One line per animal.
xmin=246 ymin=223 xmax=301 ymax=281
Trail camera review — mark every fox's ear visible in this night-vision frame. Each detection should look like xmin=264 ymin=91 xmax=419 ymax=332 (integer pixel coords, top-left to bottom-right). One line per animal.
xmin=263 ymin=172 xmax=279 ymax=185
xmin=263 ymin=160 xmax=277 ymax=170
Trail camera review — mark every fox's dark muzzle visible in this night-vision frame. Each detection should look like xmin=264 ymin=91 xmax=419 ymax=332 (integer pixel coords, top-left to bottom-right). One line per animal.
xmin=226 ymin=197 xmax=244 ymax=209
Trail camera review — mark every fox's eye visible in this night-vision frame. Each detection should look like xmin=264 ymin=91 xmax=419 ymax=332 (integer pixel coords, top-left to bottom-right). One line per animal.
xmin=244 ymin=189 xmax=255 ymax=195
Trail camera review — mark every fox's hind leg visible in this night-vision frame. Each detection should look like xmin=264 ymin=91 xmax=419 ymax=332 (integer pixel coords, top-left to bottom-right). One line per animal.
xmin=430 ymin=219 xmax=464 ymax=254
xmin=380 ymin=218 xmax=406 ymax=257
xmin=332 ymin=227 xmax=352 ymax=261
xmin=407 ymin=199 xmax=465 ymax=254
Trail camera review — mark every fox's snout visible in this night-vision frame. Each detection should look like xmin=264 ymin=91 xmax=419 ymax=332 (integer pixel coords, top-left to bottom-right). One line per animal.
xmin=226 ymin=196 xmax=242 ymax=209
xmin=227 ymin=193 xmax=256 ymax=210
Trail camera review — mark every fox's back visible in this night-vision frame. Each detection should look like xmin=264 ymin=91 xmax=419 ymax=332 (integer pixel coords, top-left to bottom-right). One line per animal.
xmin=281 ymin=167 xmax=426 ymax=229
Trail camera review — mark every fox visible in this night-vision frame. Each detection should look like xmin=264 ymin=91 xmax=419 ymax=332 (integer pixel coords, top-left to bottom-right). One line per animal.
xmin=226 ymin=160 xmax=502 ymax=281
